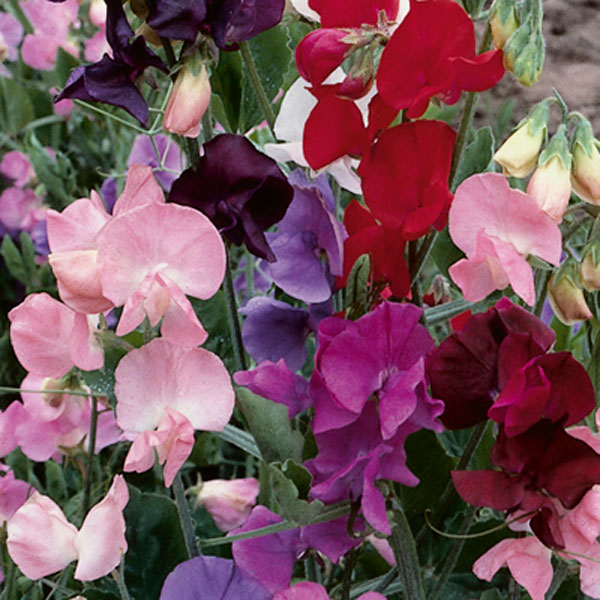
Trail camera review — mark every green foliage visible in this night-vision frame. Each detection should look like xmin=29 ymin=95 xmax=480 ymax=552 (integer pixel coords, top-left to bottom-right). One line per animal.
xmin=123 ymin=486 xmax=188 ymax=600
xmin=235 ymin=387 xmax=304 ymax=463
xmin=212 ymin=51 xmax=243 ymax=133
xmin=454 ymin=126 xmax=495 ymax=188
xmin=430 ymin=228 xmax=464 ymax=278
xmin=0 ymin=77 xmax=34 ymax=135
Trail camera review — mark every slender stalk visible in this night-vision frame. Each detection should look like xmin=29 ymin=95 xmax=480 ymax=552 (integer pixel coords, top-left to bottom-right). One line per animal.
xmin=0 ymin=386 xmax=105 ymax=397
xmin=199 ymin=503 xmax=350 ymax=547
xmin=240 ymin=42 xmax=276 ymax=133
xmin=427 ymin=506 xmax=477 ymax=600
xmin=173 ymin=473 xmax=199 ymax=558
xmin=341 ymin=548 xmax=358 ymax=600
xmin=416 ymin=421 xmax=487 ymax=544
xmin=409 ymin=240 xmax=422 ymax=304
xmin=533 ymin=269 xmax=552 ymax=317
xmin=546 ymin=560 xmax=568 ymax=599
xmin=82 ymin=397 xmax=98 ymax=515
xmin=223 ymin=251 xmax=248 ymax=371
xmin=73 ymin=101 xmax=153 ymax=134
xmin=304 ymin=553 xmax=318 ymax=583
xmin=374 ymin=567 xmax=398 ymax=594
xmin=390 ymin=506 xmax=426 ymax=600
xmin=112 ymin=561 xmax=131 ymax=600
xmin=8 ymin=0 xmax=33 ymax=34
xmin=508 ymin=576 xmax=521 ymax=600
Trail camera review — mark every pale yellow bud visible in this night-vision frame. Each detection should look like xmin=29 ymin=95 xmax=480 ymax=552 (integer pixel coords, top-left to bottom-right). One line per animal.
xmin=494 ymin=123 xmax=544 ymax=178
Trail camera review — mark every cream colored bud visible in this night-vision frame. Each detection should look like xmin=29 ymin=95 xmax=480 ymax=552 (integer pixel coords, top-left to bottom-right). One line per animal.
xmin=526 ymin=156 xmax=572 ymax=223
xmin=494 ymin=123 xmax=545 ymax=178
xmin=571 ymin=142 xmax=600 ymax=206
xmin=548 ymin=271 xmax=593 ymax=325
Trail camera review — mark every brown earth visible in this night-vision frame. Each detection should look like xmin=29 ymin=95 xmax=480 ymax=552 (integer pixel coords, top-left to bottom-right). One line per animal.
xmin=479 ymin=0 xmax=600 ymax=136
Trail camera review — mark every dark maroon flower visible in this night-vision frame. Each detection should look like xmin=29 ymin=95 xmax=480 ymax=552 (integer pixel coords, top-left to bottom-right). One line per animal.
xmin=147 ymin=0 xmax=208 ymax=41
xmin=169 ymin=134 xmax=293 ymax=261
xmin=207 ymin=0 xmax=286 ymax=50
xmin=427 ymin=298 xmax=555 ymax=430
xmin=55 ymin=0 xmax=166 ymax=126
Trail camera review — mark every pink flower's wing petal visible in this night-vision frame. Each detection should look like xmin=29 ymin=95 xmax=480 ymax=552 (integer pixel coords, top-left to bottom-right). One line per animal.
xmin=478 ymin=537 xmax=552 ymax=600
xmin=9 ymin=293 xmax=75 ymax=378
xmin=274 ymin=582 xmax=330 ymax=600
xmin=124 ymin=430 xmax=159 ymax=474
xmin=156 ymin=409 xmax=195 ymax=487
xmin=7 ymin=493 xmax=78 ymax=580
xmin=70 ymin=312 xmax=104 ymax=372
xmin=112 ymin=164 xmax=164 ymax=216
xmin=74 ymin=475 xmax=129 ymax=581
xmin=46 ymin=198 xmax=110 ymax=253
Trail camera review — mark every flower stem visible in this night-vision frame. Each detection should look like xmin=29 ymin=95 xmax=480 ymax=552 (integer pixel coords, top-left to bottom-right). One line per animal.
xmin=341 ymin=548 xmax=358 ymax=600
xmin=173 ymin=472 xmax=200 ymax=558
xmin=533 ymin=269 xmax=552 ymax=317
xmin=223 ymin=250 xmax=248 ymax=371
xmin=546 ymin=560 xmax=568 ymax=599
xmin=427 ymin=506 xmax=477 ymax=600
xmin=390 ymin=505 xmax=426 ymax=600
xmin=416 ymin=421 xmax=487 ymax=544
xmin=240 ymin=42 xmax=276 ymax=134
xmin=82 ymin=397 xmax=98 ymax=516
xmin=112 ymin=560 xmax=131 ymax=600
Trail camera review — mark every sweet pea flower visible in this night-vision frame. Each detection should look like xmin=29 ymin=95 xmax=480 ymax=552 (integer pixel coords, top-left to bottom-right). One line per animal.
xmin=263 ymin=74 xmax=363 ymax=193
xmin=195 ymin=478 xmax=259 ymax=531
xmin=0 ymin=12 xmax=23 ymax=78
xmin=0 ymin=187 xmax=45 ymax=236
xmin=169 ymin=134 xmax=293 ymax=262
xmin=20 ymin=0 xmax=79 ymax=70
xmin=9 ymin=293 xmax=103 ymax=378
xmin=7 ymin=475 xmax=128 ymax=581
xmin=307 ymin=0 xmax=406 ymax=27
xmin=448 ymin=173 xmax=562 ymax=305
xmin=377 ymin=0 xmax=504 ymax=118
xmin=275 ymin=581 xmax=385 ymax=600
xmin=115 ymin=339 xmax=234 ymax=486
xmin=0 ymin=468 xmax=30 ymax=524
xmin=0 ymin=151 xmax=35 ymax=188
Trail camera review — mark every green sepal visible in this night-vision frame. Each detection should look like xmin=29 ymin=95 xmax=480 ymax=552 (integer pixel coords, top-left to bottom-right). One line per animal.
xmin=537 ymin=124 xmax=571 ymax=169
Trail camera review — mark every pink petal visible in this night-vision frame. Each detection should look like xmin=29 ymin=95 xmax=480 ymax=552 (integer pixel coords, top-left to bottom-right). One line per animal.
xmin=155 ymin=409 xmax=195 ymax=487
xmin=473 ymin=537 xmax=552 ymax=600
xmin=9 ymin=293 xmax=75 ymax=377
xmin=124 ymin=430 xmax=158 ymax=474
xmin=70 ymin=312 xmax=104 ymax=372
xmin=112 ymin=164 xmax=164 ymax=216
xmin=7 ymin=493 xmax=78 ymax=580
xmin=74 ymin=475 xmax=129 ymax=581
xmin=274 ymin=582 xmax=330 ymax=600
xmin=115 ymin=339 xmax=234 ymax=433
xmin=97 ymin=203 xmax=225 ymax=310
xmin=197 ymin=478 xmax=259 ymax=531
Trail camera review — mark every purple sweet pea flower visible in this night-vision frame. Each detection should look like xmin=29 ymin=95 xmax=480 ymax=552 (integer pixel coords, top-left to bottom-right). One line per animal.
xmin=128 ymin=134 xmax=186 ymax=192
xmin=100 ymin=177 xmax=117 ymax=214
xmin=208 ymin=0 xmax=286 ymax=50
xmin=147 ymin=0 xmax=208 ymax=41
xmin=55 ymin=0 xmax=166 ymax=126
xmin=239 ymin=296 xmax=331 ymax=371
xmin=265 ymin=170 xmax=346 ymax=304
xmin=160 ymin=556 xmax=271 ymax=600
xmin=231 ymin=505 xmax=359 ymax=594
xmin=169 ymin=134 xmax=293 ymax=261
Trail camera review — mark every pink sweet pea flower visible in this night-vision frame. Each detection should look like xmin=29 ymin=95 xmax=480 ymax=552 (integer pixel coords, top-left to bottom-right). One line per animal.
xmin=20 ymin=0 xmax=79 ymax=71
xmin=9 ymin=293 xmax=103 ymax=378
xmin=275 ymin=582 xmax=386 ymax=600
xmin=473 ymin=537 xmax=553 ymax=600
xmin=97 ymin=202 xmax=225 ymax=347
xmin=115 ymin=339 xmax=234 ymax=485
xmin=0 ymin=468 xmax=30 ymax=524
xmin=0 ymin=151 xmax=35 ymax=188
xmin=7 ymin=475 xmax=128 ymax=581
xmin=449 ymin=173 xmax=562 ymax=305
xmin=196 ymin=478 xmax=259 ymax=531
xmin=0 ymin=12 xmax=23 ymax=78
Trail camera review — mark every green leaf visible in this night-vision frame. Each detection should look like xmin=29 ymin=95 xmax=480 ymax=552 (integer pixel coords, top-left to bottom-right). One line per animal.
xmin=268 ymin=460 xmax=328 ymax=525
xmin=44 ymin=460 xmax=67 ymax=502
xmin=18 ymin=232 xmax=37 ymax=289
xmin=54 ymin=46 xmax=80 ymax=86
xmin=344 ymin=253 xmax=370 ymax=316
xmin=124 ymin=486 xmax=188 ymax=600
xmin=430 ymin=228 xmax=464 ymax=278
xmin=235 ymin=387 xmax=304 ymax=464
xmin=79 ymin=346 xmax=127 ymax=408
xmin=212 ymin=51 xmax=243 ymax=133
xmin=454 ymin=126 xmax=495 ymax=188
xmin=1 ymin=235 xmax=27 ymax=284
xmin=399 ymin=430 xmax=456 ymax=519
xmin=0 ymin=77 xmax=34 ymax=134
xmin=240 ymin=25 xmax=292 ymax=132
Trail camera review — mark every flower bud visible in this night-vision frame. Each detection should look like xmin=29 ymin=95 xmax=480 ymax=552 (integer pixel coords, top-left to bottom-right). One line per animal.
xmin=580 ymin=250 xmax=600 ymax=292
xmin=526 ymin=126 xmax=572 ymax=223
xmin=195 ymin=478 xmax=259 ymax=531
xmin=547 ymin=263 xmax=593 ymax=325
xmin=571 ymin=117 xmax=600 ymax=205
xmin=503 ymin=18 xmax=545 ymax=87
xmin=163 ymin=61 xmax=211 ymax=138
xmin=295 ymin=29 xmax=352 ymax=86
xmin=490 ymin=0 xmax=519 ymax=50
xmin=494 ymin=102 xmax=548 ymax=177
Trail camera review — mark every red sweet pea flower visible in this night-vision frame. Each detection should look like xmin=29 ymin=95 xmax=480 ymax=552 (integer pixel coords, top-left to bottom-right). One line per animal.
xmin=377 ymin=0 xmax=505 ymax=118
xmin=303 ymin=86 xmax=368 ymax=170
xmin=358 ymin=120 xmax=456 ymax=240
xmin=308 ymin=0 xmax=400 ymax=27
xmin=295 ymin=29 xmax=352 ymax=87
xmin=340 ymin=200 xmax=409 ymax=298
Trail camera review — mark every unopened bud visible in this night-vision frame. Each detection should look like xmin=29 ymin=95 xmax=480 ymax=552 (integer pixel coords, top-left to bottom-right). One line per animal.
xmin=571 ymin=117 xmax=600 ymax=205
xmin=581 ymin=250 xmax=600 ymax=292
xmin=494 ymin=102 xmax=548 ymax=177
xmin=163 ymin=60 xmax=211 ymax=138
xmin=490 ymin=0 xmax=519 ymax=50
xmin=548 ymin=263 xmax=593 ymax=325
xmin=503 ymin=16 xmax=545 ymax=87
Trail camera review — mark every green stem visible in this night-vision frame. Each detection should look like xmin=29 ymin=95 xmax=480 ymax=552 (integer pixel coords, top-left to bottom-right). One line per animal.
xmin=409 ymin=240 xmax=422 ymax=304
xmin=240 ymin=42 xmax=276 ymax=134
xmin=82 ymin=398 xmax=98 ymax=515
xmin=546 ymin=560 xmax=568 ymax=599
xmin=223 ymin=251 xmax=248 ymax=371
xmin=427 ymin=506 xmax=477 ymax=600
xmin=423 ymin=299 xmax=474 ymax=326
xmin=374 ymin=567 xmax=398 ymax=594
xmin=533 ymin=269 xmax=552 ymax=317
xmin=390 ymin=506 xmax=426 ymax=600
xmin=73 ymin=101 xmax=152 ymax=134
xmin=173 ymin=472 xmax=199 ymax=558
xmin=199 ymin=503 xmax=350 ymax=547
xmin=416 ymin=421 xmax=487 ymax=545
xmin=0 ymin=386 xmax=105 ymax=397
xmin=410 ymin=231 xmax=437 ymax=287
xmin=341 ymin=548 xmax=358 ymax=600
xmin=8 ymin=0 xmax=33 ymax=34
xmin=112 ymin=561 xmax=131 ymax=600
